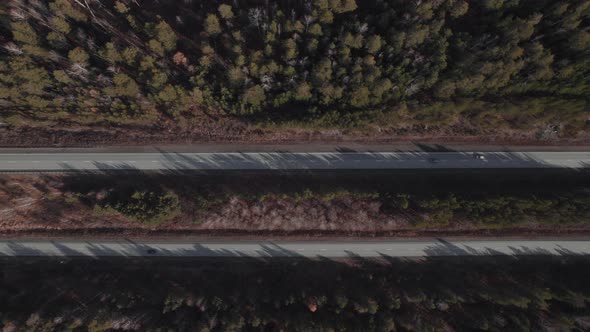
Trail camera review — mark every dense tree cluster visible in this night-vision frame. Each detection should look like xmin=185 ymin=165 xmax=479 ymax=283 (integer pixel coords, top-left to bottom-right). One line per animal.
xmin=0 ymin=0 xmax=588 ymax=134
xmin=397 ymin=192 xmax=589 ymax=226
xmin=0 ymin=257 xmax=589 ymax=331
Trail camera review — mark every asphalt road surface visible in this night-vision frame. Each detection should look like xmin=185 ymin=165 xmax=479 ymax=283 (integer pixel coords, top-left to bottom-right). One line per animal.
xmin=0 ymin=151 xmax=589 ymax=171
xmin=0 ymin=239 xmax=588 ymax=257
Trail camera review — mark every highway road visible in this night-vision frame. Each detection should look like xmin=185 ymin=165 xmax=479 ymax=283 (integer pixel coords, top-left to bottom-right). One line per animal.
xmin=0 ymin=151 xmax=589 ymax=171
xmin=0 ymin=239 xmax=588 ymax=257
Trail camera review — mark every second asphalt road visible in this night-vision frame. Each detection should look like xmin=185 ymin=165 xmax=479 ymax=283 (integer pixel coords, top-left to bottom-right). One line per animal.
xmin=0 ymin=239 xmax=588 ymax=257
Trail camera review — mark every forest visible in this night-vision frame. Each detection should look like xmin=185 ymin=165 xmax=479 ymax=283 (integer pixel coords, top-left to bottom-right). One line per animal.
xmin=0 ymin=256 xmax=589 ymax=331
xmin=0 ymin=0 xmax=589 ymax=139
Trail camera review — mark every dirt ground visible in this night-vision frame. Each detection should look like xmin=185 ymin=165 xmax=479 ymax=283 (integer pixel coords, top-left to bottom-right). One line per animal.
xmin=1 ymin=174 xmax=588 ymax=239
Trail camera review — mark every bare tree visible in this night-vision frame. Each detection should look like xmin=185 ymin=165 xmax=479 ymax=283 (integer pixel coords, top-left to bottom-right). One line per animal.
xmin=3 ymin=42 xmax=23 ymax=55
xmin=73 ymin=0 xmax=97 ymax=18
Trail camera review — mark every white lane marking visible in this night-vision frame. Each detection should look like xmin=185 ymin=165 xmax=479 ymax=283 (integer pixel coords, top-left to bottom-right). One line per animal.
xmin=32 ymin=161 xmax=40 ymax=163
xmin=151 ymin=161 xmax=159 ymax=163
xmin=129 ymin=161 xmax=137 ymax=163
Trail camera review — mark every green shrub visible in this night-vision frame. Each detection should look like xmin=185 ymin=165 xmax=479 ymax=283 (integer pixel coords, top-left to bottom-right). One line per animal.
xmin=101 ymin=190 xmax=180 ymax=225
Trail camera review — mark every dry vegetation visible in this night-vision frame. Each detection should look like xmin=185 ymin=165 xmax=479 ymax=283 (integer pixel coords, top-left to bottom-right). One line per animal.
xmin=1 ymin=110 xmax=590 ymax=148
xmin=1 ymin=171 xmax=588 ymax=237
